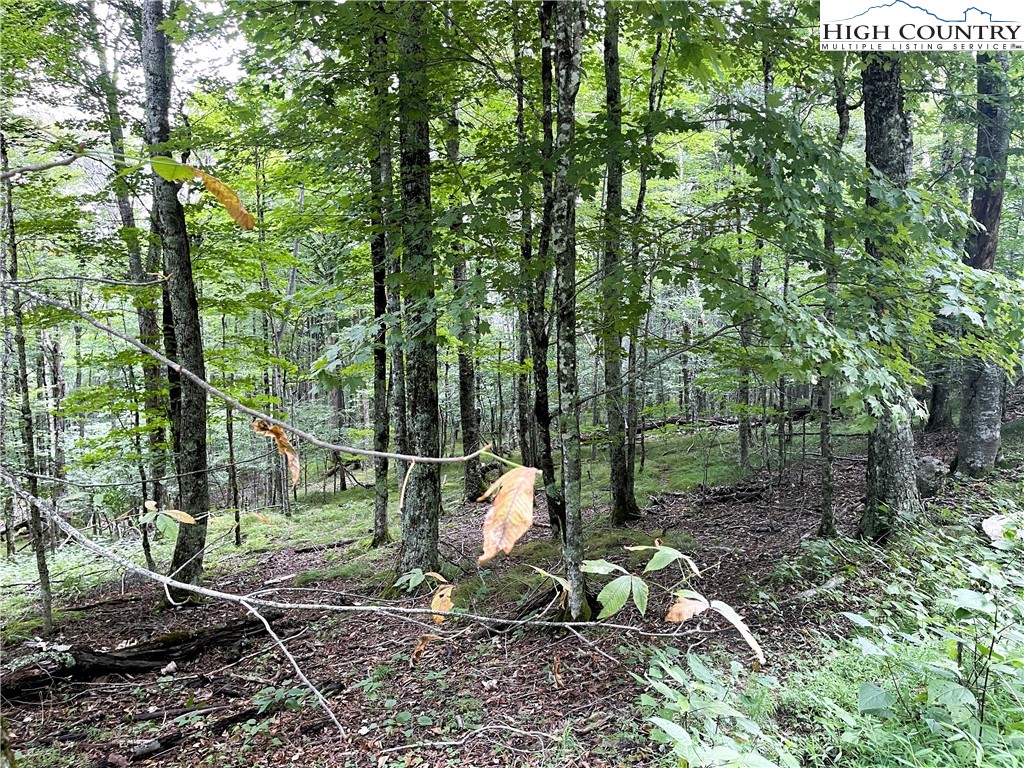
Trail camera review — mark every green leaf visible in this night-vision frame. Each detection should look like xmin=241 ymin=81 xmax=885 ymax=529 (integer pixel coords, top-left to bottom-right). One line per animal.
xmin=649 ymin=716 xmax=693 ymax=747
xmin=596 ymin=574 xmax=633 ymax=619
xmin=155 ymin=513 xmax=177 ymax=539
xmin=928 ymin=680 xmax=977 ymax=711
xmin=644 ymin=546 xmax=684 ymax=573
xmin=857 ymin=682 xmax=896 ymax=715
xmin=150 ymin=156 xmax=196 ymax=182
xmin=581 ymin=559 xmax=626 ymax=575
xmin=631 ymin=577 xmax=649 ymax=615
xmin=949 ymin=588 xmax=996 ymax=614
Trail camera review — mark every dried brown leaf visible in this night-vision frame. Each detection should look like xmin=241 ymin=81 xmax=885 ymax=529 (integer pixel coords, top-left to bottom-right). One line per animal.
xmin=410 ymin=634 xmax=441 ymax=666
xmin=430 ymin=584 xmax=454 ymax=625
xmin=193 ymin=169 xmax=256 ymax=230
xmin=252 ymin=419 xmax=300 ymax=487
xmin=162 ymin=509 xmax=197 ymax=525
xmin=477 ymin=466 xmax=540 ymax=563
xmin=665 ymin=595 xmax=709 ymax=623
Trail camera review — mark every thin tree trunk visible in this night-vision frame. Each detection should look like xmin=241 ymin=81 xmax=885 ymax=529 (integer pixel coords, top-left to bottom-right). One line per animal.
xmin=370 ymin=11 xmax=392 ymax=546
xmin=396 ymin=0 xmax=440 ymax=574
xmin=2 ymin=133 xmax=52 ymax=631
xmin=89 ymin=2 xmax=167 ymax=509
xmin=142 ymin=0 xmax=209 ymax=592
xmin=956 ymin=51 xmax=1011 ymax=477
xmin=859 ymin=52 xmax=921 ymax=541
xmin=445 ymin=89 xmax=485 ymax=501
xmin=819 ymin=63 xmax=855 ymax=538
xmin=532 ymin=0 xmax=564 ymax=539
xmin=553 ymin=0 xmax=586 ymax=618
xmin=601 ymin=0 xmax=639 ymax=525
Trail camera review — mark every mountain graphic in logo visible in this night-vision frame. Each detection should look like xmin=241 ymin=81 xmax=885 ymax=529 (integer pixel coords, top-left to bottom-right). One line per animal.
xmin=827 ymin=1 xmax=1014 ymax=23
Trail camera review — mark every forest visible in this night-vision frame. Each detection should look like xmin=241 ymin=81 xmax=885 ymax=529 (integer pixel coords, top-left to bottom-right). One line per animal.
xmin=2 ymin=0 xmax=1024 ymax=766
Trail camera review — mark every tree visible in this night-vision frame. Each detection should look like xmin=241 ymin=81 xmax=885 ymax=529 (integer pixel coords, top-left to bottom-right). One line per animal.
xmin=956 ymin=52 xmax=1012 ymax=477
xmin=601 ymin=0 xmax=640 ymax=525
xmin=552 ymin=0 xmax=586 ymax=618
xmin=369 ymin=7 xmax=392 ymax=546
xmin=396 ymin=0 xmax=441 ymax=573
xmin=141 ymin=0 xmax=210 ymax=592
xmin=859 ymin=52 xmax=921 ymax=541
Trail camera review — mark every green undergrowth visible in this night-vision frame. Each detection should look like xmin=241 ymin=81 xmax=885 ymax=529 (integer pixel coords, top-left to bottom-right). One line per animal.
xmin=643 ymin=454 xmax=1024 ymax=767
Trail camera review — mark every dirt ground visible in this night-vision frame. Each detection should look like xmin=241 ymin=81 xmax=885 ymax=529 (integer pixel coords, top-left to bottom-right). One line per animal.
xmin=0 ymin=422 xmax=966 ymax=768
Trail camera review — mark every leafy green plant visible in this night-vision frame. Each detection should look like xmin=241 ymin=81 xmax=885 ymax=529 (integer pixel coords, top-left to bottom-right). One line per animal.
xmin=641 ymin=650 xmax=798 ymax=768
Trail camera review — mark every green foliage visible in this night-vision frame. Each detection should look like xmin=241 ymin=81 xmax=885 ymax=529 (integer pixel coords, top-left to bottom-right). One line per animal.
xmin=642 ymin=649 xmax=798 ymax=768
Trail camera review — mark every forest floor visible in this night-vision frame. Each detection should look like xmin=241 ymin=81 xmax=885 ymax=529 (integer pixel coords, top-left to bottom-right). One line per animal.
xmin=2 ymin=414 xmax=1021 ymax=768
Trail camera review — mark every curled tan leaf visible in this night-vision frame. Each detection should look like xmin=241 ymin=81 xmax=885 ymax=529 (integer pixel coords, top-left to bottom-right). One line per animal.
xmin=252 ymin=419 xmax=300 ymax=487
xmin=162 ymin=509 xmax=197 ymax=525
xmin=410 ymin=634 xmax=442 ymax=666
xmin=430 ymin=584 xmax=454 ymax=625
xmin=144 ymin=500 xmax=158 ymax=513
xmin=477 ymin=466 xmax=541 ymax=563
xmin=193 ymin=169 xmax=256 ymax=230
xmin=665 ymin=595 xmax=710 ymax=623
xmin=250 ymin=511 xmax=273 ymax=525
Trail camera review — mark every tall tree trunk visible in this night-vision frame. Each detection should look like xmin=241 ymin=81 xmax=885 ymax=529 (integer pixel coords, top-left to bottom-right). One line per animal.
xmin=818 ymin=63 xmax=854 ymax=539
xmin=531 ymin=0 xmax=564 ymax=539
xmin=859 ymin=52 xmax=921 ymax=541
xmin=553 ymin=0 xmax=586 ymax=618
xmin=370 ymin=10 xmax=391 ymax=547
xmin=396 ymin=1 xmax=440 ymax=574
xmin=90 ymin=3 xmax=167 ymax=509
xmin=956 ymin=51 xmax=1011 ymax=477
xmin=2 ymin=133 xmax=52 ymax=631
xmin=601 ymin=0 xmax=640 ymax=524
xmin=446 ymin=93 xmax=485 ymax=501
xmin=0 ymin=178 xmax=12 ymax=557
xmin=142 ymin=0 xmax=210 ymax=593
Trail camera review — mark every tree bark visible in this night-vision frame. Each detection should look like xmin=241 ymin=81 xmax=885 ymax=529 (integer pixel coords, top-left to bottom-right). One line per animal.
xmin=859 ymin=52 xmax=921 ymax=541
xmin=370 ymin=9 xmax=391 ymax=546
xmin=2 ymin=133 xmax=52 ymax=631
xmin=446 ymin=94 xmax=485 ymax=501
xmin=601 ymin=0 xmax=640 ymax=524
xmin=396 ymin=0 xmax=440 ymax=573
xmin=956 ymin=51 xmax=1011 ymax=477
xmin=141 ymin=0 xmax=209 ymax=593
xmin=531 ymin=0 xmax=565 ymax=539
xmin=552 ymin=0 xmax=586 ymax=618
xmin=90 ymin=2 xmax=167 ymax=510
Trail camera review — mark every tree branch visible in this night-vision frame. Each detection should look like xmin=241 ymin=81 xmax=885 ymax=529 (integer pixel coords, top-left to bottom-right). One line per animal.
xmin=0 ymin=148 xmax=84 ymax=181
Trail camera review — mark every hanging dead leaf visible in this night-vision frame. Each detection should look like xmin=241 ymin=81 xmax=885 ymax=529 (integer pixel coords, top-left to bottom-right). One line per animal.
xmin=252 ymin=419 xmax=300 ymax=487
xmin=410 ymin=634 xmax=441 ymax=666
xmin=477 ymin=465 xmax=541 ymax=563
xmin=144 ymin=500 xmax=158 ymax=513
xmin=665 ymin=594 xmax=710 ymax=623
xmin=424 ymin=571 xmax=448 ymax=584
xmin=149 ymin=157 xmax=255 ymax=230
xmin=194 ymin=170 xmax=256 ymax=230
xmin=162 ymin=509 xmax=197 ymax=525
xmin=431 ymin=584 xmax=454 ymax=625
xmin=710 ymin=600 xmax=767 ymax=666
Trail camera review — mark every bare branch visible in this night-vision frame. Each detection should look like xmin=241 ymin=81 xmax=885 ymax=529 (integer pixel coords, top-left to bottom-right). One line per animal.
xmin=0 ymin=148 xmax=84 ymax=181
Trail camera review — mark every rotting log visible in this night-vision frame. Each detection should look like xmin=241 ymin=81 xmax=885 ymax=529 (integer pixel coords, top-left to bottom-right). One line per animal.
xmin=1 ymin=614 xmax=278 ymax=700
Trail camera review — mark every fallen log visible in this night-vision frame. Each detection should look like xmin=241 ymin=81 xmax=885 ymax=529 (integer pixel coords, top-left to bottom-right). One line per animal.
xmin=1 ymin=614 xmax=277 ymax=700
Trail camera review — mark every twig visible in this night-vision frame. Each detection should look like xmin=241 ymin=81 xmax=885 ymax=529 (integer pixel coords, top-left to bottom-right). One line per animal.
xmin=0 ymin=148 xmax=83 ymax=180
xmin=242 ymin=603 xmax=345 ymax=737
xmin=11 ymin=274 xmax=166 ymax=287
